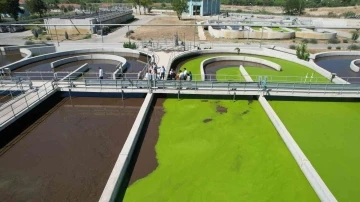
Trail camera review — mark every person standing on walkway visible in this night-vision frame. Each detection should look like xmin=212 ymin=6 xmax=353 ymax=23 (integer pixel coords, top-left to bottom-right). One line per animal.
xmin=160 ymin=66 xmax=165 ymax=80
xmin=98 ymin=67 xmax=104 ymax=79
xmin=189 ymin=71 xmax=193 ymax=81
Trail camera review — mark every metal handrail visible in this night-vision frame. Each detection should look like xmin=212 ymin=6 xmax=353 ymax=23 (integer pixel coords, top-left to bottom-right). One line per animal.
xmin=0 ymin=81 xmax=55 ymax=127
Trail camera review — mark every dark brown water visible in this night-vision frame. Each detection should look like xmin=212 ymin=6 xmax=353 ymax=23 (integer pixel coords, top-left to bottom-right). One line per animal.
xmin=0 ymin=97 xmax=144 ymax=202
xmin=0 ymin=50 xmax=23 ymax=67
xmin=315 ymin=55 xmax=360 ymax=83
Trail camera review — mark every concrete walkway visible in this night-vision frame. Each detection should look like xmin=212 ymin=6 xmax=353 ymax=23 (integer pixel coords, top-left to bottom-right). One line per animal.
xmin=197 ymin=22 xmax=207 ymax=41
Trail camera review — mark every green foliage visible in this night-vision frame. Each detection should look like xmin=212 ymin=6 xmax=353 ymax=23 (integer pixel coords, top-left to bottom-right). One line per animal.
xmin=60 ymin=5 xmax=68 ymax=13
xmin=46 ymin=36 xmax=51 ymax=40
xmin=67 ymin=5 xmax=74 ymax=11
xmin=351 ymin=31 xmax=359 ymax=42
xmin=32 ymin=29 xmax=39 ymax=38
xmin=343 ymin=39 xmax=348 ymax=43
xmin=289 ymin=44 xmax=296 ymax=49
xmin=83 ymin=34 xmax=91 ymax=39
xmin=171 ymin=0 xmax=188 ymax=20
xmin=348 ymin=44 xmax=360 ymax=50
xmin=282 ymin=0 xmax=305 ymax=15
xmin=123 ymin=41 xmax=137 ymax=49
xmin=342 ymin=11 xmax=356 ymax=18
xmin=161 ymin=2 xmax=166 ymax=7
xmin=126 ymin=30 xmax=134 ymax=37
xmin=296 ymin=43 xmax=310 ymax=61
xmin=336 ymin=46 xmax=341 ymax=50
xmin=327 ymin=46 xmax=332 ymax=49
xmin=301 ymin=38 xmax=309 ymax=43
xmin=328 ymin=38 xmax=340 ymax=44
xmin=65 ymin=31 xmax=69 ymax=40
xmin=327 ymin=11 xmax=337 ymax=17
xmin=25 ymin=0 xmax=48 ymax=18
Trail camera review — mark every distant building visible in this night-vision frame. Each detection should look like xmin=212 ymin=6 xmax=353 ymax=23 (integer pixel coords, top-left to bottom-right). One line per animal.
xmin=187 ymin=0 xmax=220 ymax=16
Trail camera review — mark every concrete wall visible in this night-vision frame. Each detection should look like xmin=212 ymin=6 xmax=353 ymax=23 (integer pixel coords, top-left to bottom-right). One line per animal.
xmin=1 ymin=48 xmax=149 ymax=72
xmin=60 ymin=63 xmax=89 ymax=81
xmin=209 ymin=26 xmax=295 ymax=39
xmin=295 ymin=29 xmax=336 ymax=40
xmin=258 ymin=95 xmax=337 ymax=202
xmin=200 ymin=55 xmax=281 ymax=80
xmin=311 ymin=51 xmax=360 ymax=83
xmin=0 ymin=44 xmax=48 ymax=53
xmin=167 ymin=48 xmax=348 ymax=84
xmin=23 ymin=46 xmax=57 ymax=56
xmin=350 ymin=59 xmax=360 ymax=72
xmin=44 ymin=11 xmax=133 ymax=34
xmin=99 ymin=93 xmax=154 ymax=202
xmin=239 ymin=65 xmax=252 ymax=82
xmin=51 ymin=54 xmax=127 ymax=68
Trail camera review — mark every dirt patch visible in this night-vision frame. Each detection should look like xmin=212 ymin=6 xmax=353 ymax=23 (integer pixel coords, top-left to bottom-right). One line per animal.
xmin=241 ymin=110 xmax=250 ymax=115
xmin=0 ymin=97 xmax=142 ymax=202
xmin=128 ymin=98 xmax=165 ymax=185
xmin=216 ymin=105 xmax=228 ymax=114
xmin=203 ymin=118 xmax=213 ymax=123
xmin=131 ymin=16 xmax=199 ymax=41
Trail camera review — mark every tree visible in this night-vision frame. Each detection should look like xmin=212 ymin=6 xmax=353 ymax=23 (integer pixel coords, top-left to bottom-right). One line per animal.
xmin=282 ymin=0 xmax=305 ymax=15
xmin=351 ymin=30 xmax=359 ymax=44
xmin=65 ymin=31 xmax=69 ymax=40
xmin=5 ymin=0 xmax=24 ymax=21
xmin=60 ymin=5 xmax=68 ymax=13
xmin=296 ymin=43 xmax=310 ymax=61
xmin=234 ymin=47 xmax=240 ymax=55
xmin=25 ymin=0 xmax=48 ymax=18
xmin=80 ymin=2 xmax=86 ymax=11
xmin=161 ymin=2 xmax=166 ymax=8
xmin=0 ymin=0 xmax=6 ymax=21
xmin=171 ymin=0 xmax=188 ymax=20
xmin=67 ymin=5 xmax=74 ymax=11
xmin=131 ymin=0 xmax=141 ymax=14
xmin=141 ymin=0 xmax=152 ymax=14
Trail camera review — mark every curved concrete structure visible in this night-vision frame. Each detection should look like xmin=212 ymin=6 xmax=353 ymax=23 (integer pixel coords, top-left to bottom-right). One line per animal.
xmin=350 ymin=59 xmax=360 ymax=72
xmin=51 ymin=54 xmax=127 ymax=69
xmin=200 ymin=56 xmax=281 ymax=81
xmin=167 ymin=48 xmax=348 ymax=84
xmin=0 ymin=48 xmax=151 ymax=72
xmin=295 ymin=28 xmax=336 ymax=40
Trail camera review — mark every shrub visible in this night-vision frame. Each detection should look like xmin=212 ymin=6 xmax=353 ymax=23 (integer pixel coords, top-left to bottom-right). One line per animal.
xmin=65 ymin=31 xmax=69 ymax=40
xmin=235 ymin=9 xmax=242 ymax=13
xmin=83 ymin=34 xmax=91 ymax=39
xmin=348 ymin=44 xmax=360 ymax=50
xmin=343 ymin=39 xmax=348 ymax=43
xmin=161 ymin=2 xmax=166 ymax=8
xmin=301 ymin=38 xmax=309 ymax=43
xmin=328 ymin=46 xmax=332 ymax=49
xmin=343 ymin=11 xmax=356 ymax=18
xmin=126 ymin=30 xmax=134 ymax=37
xmin=123 ymin=42 xmax=137 ymax=49
xmin=328 ymin=12 xmax=337 ymax=17
xmin=309 ymin=39 xmax=318 ymax=44
xmin=130 ymin=36 xmax=135 ymax=40
xmin=289 ymin=44 xmax=296 ymax=49
xmin=328 ymin=38 xmax=340 ymax=44
xmin=46 ymin=36 xmax=51 ymax=40
xmin=24 ymin=40 xmax=35 ymax=45
xmin=33 ymin=30 xmax=38 ymax=38
xmin=336 ymin=46 xmax=341 ymax=50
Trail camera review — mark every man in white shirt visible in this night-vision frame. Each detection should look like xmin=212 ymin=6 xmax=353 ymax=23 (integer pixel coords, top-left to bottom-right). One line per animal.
xmin=183 ymin=68 xmax=188 ymax=80
xmin=160 ymin=66 xmax=165 ymax=80
xmin=98 ymin=67 xmax=104 ymax=79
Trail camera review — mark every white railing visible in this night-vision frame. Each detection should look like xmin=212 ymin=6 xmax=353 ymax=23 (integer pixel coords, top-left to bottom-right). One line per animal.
xmin=0 ymin=81 xmax=56 ymax=127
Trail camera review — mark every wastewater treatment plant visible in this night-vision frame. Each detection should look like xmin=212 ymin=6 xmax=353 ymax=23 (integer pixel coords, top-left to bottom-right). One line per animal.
xmin=1 ymin=42 xmax=360 ymax=202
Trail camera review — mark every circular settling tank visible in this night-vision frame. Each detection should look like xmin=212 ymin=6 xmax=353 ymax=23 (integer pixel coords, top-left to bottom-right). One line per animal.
xmin=0 ymin=50 xmax=24 ymax=66
xmin=315 ymin=55 xmax=360 ymax=80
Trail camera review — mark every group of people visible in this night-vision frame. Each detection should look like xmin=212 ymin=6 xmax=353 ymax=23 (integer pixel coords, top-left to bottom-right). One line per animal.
xmin=169 ymin=68 xmax=192 ymax=81
xmin=140 ymin=63 xmax=166 ymax=80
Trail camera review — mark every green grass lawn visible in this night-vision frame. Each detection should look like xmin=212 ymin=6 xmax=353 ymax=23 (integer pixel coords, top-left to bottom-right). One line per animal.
xmin=216 ymin=67 xmax=245 ymax=81
xmin=251 ymin=26 xmax=261 ymax=31
xmin=179 ymin=54 xmax=328 ymax=82
xmin=270 ymin=101 xmax=360 ymax=202
xmin=124 ymin=99 xmax=318 ymax=202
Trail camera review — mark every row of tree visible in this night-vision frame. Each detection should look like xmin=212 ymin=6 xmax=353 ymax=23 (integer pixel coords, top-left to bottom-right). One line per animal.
xmin=0 ymin=0 xmax=24 ymax=21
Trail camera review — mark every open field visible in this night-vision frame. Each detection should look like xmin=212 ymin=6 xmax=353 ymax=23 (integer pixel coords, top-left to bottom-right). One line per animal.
xmin=216 ymin=67 xmax=245 ymax=81
xmin=124 ymin=99 xmax=318 ymax=202
xmin=130 ymin=17 xmax=199 ymax=41
xmin=177 ymin=54 xmax=328 ymax=82
xmin=270 ymin=101 xmax=360 ymax=201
